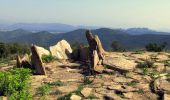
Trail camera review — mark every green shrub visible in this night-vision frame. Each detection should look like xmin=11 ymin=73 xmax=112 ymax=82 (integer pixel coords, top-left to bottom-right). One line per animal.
xmin=111 ymin=41 xmax=125 ymax=52
xmin=137 ymin=60 xmax=154 ymax=68
xmin=0 ymin=42 xmax=30 ymax=59
xmin=127 ymin=80 xmax=139 ymax=86
xmin=145 ymin=42 xmax=167 ymax=52
xmin=0 ymin=68 xmax=32 ymax=100
xmin=83 ymin=76 xmax=93 ymax=85
xmin=42 ymin=54 xmax=55 ymax=63
xmin=136 ymin=89 xmax=144 ymax=94
xmin=37 ymin=84 xmax=51 ymax=96
xmin=86 ymin=94 xmax=98 ymax=99
xmin=47 ymin=80 xmax=64 ymax=86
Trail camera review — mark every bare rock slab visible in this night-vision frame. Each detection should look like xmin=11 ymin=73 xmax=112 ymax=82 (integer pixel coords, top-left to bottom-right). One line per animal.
xmin=49 ymin=40 xmax=72 ymax=60
xmin=103 ymin=56 xmax=136 ymax=72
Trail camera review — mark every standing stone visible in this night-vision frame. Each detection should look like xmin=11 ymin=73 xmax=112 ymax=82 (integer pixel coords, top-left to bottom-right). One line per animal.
xmin=94 ymin=35 xmax=105 ymax=59
xmin=16 ymin=55 xmax=22 ymax=68
xmin=93 ymin=50 xmax=100 ymax=71
xmin=85 ymin=30 xmax=97 ymax=52
xmin=49 ymin=40 xmax=72 ymax=60
xmin=31 ymin=45 xmax=46 ymax=75
xmin=85 ymin=30 xmax=106 ymax=73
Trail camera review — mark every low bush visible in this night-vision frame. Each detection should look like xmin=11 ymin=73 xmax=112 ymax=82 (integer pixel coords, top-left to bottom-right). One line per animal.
xmin=47 ymin=80 xmax=64 ymax=86
xmin=137 ymin=60 xmax=154 ymax=68
xmin=83 ymin=76 xmax=93 ymax=85
xmin=0 ymin=68 xmax=32 ymax=100
xmin=37 ymin=84 xmax=51 ymax=96
xmin=42 ymin=54 xmax=55 ymax=63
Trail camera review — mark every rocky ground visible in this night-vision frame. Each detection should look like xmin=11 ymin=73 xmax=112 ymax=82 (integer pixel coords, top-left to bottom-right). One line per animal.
xmin=1 ymin=51 xmax=170 ymax=100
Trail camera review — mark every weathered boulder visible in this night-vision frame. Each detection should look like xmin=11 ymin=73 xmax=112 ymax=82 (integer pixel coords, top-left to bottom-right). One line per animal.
xmin=31 ymin=45 xmax=46 ymax=75
xmin=49 ymin=40 xmax=72 ymax=60
xmin=154 ymin=78 xmax=170 ymax=93
xmin=34 ymin=45 xmax=50 ymax=58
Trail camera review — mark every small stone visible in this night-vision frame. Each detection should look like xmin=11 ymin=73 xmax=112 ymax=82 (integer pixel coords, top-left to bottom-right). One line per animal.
xmin=81 ymin=88 xmax=93 ymax=97
xmin=70 ymin=94 xmax=81 ymax=100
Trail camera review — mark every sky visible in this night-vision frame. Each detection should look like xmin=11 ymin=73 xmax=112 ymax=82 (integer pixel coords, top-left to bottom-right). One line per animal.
xmin=0 ymin=0 xmax=170 ymax=31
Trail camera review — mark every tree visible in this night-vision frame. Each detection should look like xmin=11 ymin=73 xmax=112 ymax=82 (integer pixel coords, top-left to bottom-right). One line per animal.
xmin=0 ymin=42 xmax=9 ymax=58
xmin=111 ymin=41 xmax=125 ymax=52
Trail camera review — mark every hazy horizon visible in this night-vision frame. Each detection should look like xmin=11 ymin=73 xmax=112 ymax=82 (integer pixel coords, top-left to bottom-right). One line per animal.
xmin=0 ymin=0 xmax=170 ymax=31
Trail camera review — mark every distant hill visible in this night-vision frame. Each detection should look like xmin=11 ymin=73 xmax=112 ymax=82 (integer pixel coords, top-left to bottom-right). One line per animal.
xmin=0 ymin=29 xmax=32 ymax=42
xmin=125 ymin=28 xmax=170 ymax=35
xmin=0 ymin=23 xmax=100 ymax=32
xmin=1 ymin=28 xmax=170 ymax=50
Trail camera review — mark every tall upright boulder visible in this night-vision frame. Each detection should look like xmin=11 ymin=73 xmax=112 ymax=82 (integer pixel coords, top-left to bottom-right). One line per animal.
xmin=85 ymin=30 xmax=106 ymax=73
xmin=16 ymin=55 xmax=22 ymax=68
xmin=49 ymin=40 xmax=72 ymax=60
xmin=31 ymin=45 xmax=46 ymax=75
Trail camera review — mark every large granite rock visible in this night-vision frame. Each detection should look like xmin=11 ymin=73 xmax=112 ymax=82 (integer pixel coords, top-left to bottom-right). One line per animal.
xmin=31 ymin=45 xmax=46 ymax=75
xmin=49 ymin=40 xmax=72 ymax=60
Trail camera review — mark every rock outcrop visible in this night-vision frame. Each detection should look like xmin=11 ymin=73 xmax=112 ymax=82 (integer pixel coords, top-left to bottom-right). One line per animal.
xmin=50 ymin=40 xmax=72 ymax=60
